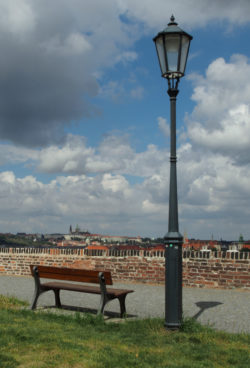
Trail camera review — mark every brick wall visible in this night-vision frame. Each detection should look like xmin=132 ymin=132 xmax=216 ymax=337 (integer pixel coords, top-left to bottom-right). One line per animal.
xmin=0 ymin=247 xmax=249 ymax=289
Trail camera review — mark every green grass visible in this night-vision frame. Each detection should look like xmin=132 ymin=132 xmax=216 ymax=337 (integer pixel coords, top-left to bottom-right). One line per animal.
xmin=0 ymin=295 xmax=249 ymax=368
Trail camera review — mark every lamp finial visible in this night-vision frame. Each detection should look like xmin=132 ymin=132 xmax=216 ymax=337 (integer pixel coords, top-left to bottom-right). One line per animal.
xmin=168 ymin=15 xmax=177 ymax=26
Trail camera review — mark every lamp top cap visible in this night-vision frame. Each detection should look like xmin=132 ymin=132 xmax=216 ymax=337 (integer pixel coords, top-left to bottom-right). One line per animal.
xmin=154 ymin=15 xmax=193 ymax=40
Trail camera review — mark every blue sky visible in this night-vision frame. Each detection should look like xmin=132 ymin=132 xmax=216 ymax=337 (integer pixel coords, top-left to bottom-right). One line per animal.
xmin=0 ymin=0 xmax=250 ymax=240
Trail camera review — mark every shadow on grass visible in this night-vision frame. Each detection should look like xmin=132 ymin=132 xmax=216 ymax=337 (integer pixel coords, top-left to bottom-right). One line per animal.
xmin=192 ymin=301 xmax=223 ymax=320
xmin=35 ymin=304 xmax=137 ymax=319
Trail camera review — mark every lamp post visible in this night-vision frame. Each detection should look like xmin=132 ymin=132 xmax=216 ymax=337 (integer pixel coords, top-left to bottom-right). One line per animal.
xmin=153 ymin=16 xmax=192 ymax=329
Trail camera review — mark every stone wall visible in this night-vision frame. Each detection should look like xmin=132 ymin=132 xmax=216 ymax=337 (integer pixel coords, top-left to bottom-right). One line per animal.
xmin=0 ymin=247 xmax=249 ymax=289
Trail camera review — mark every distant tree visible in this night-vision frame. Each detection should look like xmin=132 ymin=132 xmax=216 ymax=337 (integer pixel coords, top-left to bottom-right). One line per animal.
xmin=210 ymin=247 xmax=217 ymax=252
xmin=0 ymin=234 xmax=51 ymax=247
xmin=154 ymin=237 xmax=164 ymax=243
xmin=72 ymin=237 xmax=82 ymax=241
xmin=239 ymin=234 xmax=244 ymax=243
xmin=142 ymin=237 xmax=151 ymax=243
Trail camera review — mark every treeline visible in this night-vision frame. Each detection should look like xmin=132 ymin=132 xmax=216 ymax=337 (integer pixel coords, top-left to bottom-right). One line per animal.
xmin=0 ymin=234 xmax=53 ymax=247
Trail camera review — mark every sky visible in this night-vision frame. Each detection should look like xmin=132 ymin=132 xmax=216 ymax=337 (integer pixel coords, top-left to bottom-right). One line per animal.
xmin=0 ymin=0 xmax=250 ymax=240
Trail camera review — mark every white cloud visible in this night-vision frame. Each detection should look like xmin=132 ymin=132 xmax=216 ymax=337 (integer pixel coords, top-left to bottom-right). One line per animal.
xmin=0 ymin=0 xmax=141 ymax=146
xmin=1 ymin=0 xmax=250 ymax=147
xmin=120 ymin=0 xmax=250 ymax=30
xmin=115 ymin=51 xmax=138 ymax=64
xmin=38 ymin=135 xmax=94 ymax=174
xmin=43 ymin=32 xmax=92 ymax=56
xmin=38 ymin=133 xmax=168 ymax=178
xmin=1 ymin=1 xmax=250 ymax=238
xmin=189 ymin=55 xmax=250 ymax=127
xmin=158 ymin=117 xmax=170 ymax=137
xmin=0 ymin=171 xmax=145 ymax=234
xmin=0 ymin=133 xmax=168 ymax=178
xmin=102 ymin=173 xmax=131 ymax=196
xmin=0 ymin=144 xmax=38 ymax=166
xmin=1 ymin=133 xmax=250 ymax=239
xmin=0 ymin=0 xmax=36 ymax=36
xmin=177 ymin=144 xmax=250 ymax=239
xmin=188 ymin=55 xmax=250 ymax=164
xmin=65 ymin=32 xmax=92 ymax=54
xmin=0 ymin=171 xmax=15 ymax=185
xmin=189 ymin=104 xmax=250 ymax=162
xmin=130 ymin=86 xmax=144 ymax=100
xmin=142 ymin=199 xmax=166 ymax=214
xmin=98 ymin=81 xmax=125 ymax=101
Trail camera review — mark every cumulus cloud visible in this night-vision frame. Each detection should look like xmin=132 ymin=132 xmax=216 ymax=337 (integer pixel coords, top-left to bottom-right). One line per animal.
xmin=158 ymin=117 xmax=170 ymax=137
xmin=0 ymin=170 xmax=149 ymax=235
xmin=0 ymin=144 xmax=38 ymax=166
xmin=38 ymin=135 xmax=94 ymax=174
xmin=1 ymin=1 xmax=250 ymax=147
xmin=0 ymin=0 xmax=140 ymax=147
xmin=0 ymin=131 xmax=168 ymax=177
xmin=172 ymin=53 xmax=250 ymax=237
xmin=0 ymin=129 xmax=250 ymax=238
xmin=35 ymin=133 xmax=168 ymax=177
xmin=122 ymin=0 xmax=250 ymax=30
xmin=0 ymin=0 xmax=36 ymax=36
xmin=189 ymin=55 xmax=250 ymax=126
xmin=130 ymin=86 xmax=144 ymax=100
xmin=1 ymin=140 xmax=250 ymax=239
xmin=189 ymin=104 xmax=250 ymax=164
xmin=98 ymin=81 xmax=126 ymax=101
xmin=187 ymin=55 xmax=250 ymax=164
xmin=173 ymin=152 xmax=249 ymax=240
xmin=115 ymin=51 xmax=138 ymax=65
xmin=1 ymin=1 xmax=250 ymax=238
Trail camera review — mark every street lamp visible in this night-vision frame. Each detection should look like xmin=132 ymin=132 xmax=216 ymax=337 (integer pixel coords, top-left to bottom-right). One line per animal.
xmin=153 ymin=15 xmax=192 ymax=329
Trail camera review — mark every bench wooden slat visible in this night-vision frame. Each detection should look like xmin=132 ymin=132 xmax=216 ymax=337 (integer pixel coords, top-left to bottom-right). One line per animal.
xmin=30 ymin=265 xmax=113 ymax=285
xmin=42 ymin=281 xmax=134 ymax=297
xmin=43 ymin=282 xmax=102 ymax=294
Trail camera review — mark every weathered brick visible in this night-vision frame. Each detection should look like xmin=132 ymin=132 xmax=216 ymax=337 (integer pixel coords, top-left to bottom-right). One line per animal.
xmin=0 ymin=248 xmax=249 ymax=289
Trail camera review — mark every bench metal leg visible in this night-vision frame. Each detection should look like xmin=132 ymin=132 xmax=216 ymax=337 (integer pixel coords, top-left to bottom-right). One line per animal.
xmin=118 ymin=295 xmax=127 ymax=318
xmin=98 ymin=294 xmax=107 ymax=315
xmin=30 ymin=272 xmax=43 ymax=310
xmin=30 ymin=289 xmax=40 ymax=310
xmin=31 ymin=266 xmax=43 ymax=310
xmin=54 ymin=289 xmax=62 ymax=308
xmin=98 ymin=294 xmax=127 ymax=318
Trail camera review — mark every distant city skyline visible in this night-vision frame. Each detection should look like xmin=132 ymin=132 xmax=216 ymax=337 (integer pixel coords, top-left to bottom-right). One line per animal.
xmin=8 ymin=227 xmax=249 ymax=243
xmin=0 ymin=1 xmax=250 ymax=240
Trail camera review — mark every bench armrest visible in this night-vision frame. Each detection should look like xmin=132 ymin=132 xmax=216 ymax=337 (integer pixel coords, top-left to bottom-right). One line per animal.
xmin=32 ymin=266 xmax=41 ymax=288
xmin=98 ymin=272 xmax=107 ymax=296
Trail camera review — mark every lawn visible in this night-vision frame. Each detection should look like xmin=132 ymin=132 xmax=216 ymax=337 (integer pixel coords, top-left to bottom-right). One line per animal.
xmin=0 ymin=295 xmax=249 ymax=368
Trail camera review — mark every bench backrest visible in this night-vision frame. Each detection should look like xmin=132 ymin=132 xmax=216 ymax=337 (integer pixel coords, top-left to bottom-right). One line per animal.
xmin=30 ymin=265 xmax=113 ymax=285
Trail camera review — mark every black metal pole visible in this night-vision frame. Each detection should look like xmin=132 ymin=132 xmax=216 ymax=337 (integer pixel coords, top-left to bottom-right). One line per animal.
xmin=164 ymin=82 xmax=183 ymax=330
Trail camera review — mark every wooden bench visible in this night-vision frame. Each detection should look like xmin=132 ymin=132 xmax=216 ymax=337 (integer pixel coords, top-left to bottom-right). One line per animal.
xmin=30 ymin=265 xmax=134 ymax=317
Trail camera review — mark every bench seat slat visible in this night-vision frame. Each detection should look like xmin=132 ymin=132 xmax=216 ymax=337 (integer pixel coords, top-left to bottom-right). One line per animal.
xmin=43 ymin=282 xmax=102 ymax=294
xmin=43 ymin=282 xmax=133 ymax=297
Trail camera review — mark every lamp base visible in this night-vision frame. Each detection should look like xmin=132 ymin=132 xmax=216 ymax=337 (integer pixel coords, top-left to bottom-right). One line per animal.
xmin=164 ymin=321 xmax=181 ymax=330
xmin=164 ymin=233 xmax=183 ymax=330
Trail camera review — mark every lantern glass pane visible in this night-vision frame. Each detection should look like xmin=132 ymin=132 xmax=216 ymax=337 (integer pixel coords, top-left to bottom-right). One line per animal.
xmin=155 ymin=36 xmax=167 ymax=76
xmin=180 ymin=35 xmax=190 ymax=75
xmin=165 ymin=35 xmax=180 ymax=73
